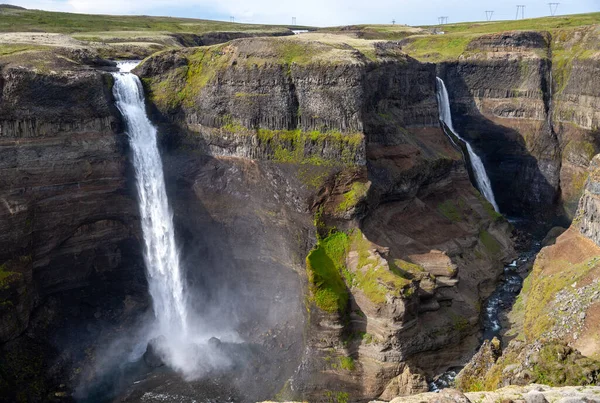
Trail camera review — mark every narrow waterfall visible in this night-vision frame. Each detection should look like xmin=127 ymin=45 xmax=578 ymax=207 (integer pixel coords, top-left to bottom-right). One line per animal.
xmin=435 ymin=77 xmax=500 ymax=213
xmin=112 ymin=62 xmax=188 ymax=338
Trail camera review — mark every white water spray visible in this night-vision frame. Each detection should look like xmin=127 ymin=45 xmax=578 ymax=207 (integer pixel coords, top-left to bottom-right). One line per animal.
xmin=436 ymin=77 xmax=500 ymax=212
xmin=112 ymin=62 xmax=188 ymax=340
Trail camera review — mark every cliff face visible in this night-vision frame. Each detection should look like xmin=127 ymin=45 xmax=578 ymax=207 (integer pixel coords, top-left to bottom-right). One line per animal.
xmin=0 ymin=51 xmax=146 ymax=401
xmin=455 ymin=154 xmax=600 ymax=393
xmin=437 ymin=29 xmax=600 ymax=221
xmin=138 ymin=35 xmax=515 ymax=402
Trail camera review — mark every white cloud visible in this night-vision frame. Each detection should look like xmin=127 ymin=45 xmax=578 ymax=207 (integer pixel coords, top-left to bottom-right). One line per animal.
xmin=6 ymin=0 xmax=600 ymax=26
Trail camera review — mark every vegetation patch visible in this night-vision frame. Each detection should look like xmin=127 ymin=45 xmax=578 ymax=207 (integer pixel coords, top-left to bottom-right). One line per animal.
xmin=306 ymin=232 xmax=350 ymax=313
xmin=479 ymin=230 xmax=501 ymax=256
xmin=255 ymin=128 xmax=364 ymax=166
xmin=437 ymin=199 xmax=463 ymax=222
xmin=401 ymin=34 xmax=474 ymax=62
xmin=324 ymin=391 xmax=349 ymax=403
xmin=523 ymin=256 xmax=600 ymax=340
xmin=348 ymin=231 xmax=412 ymax=304
xmin=476 ymin=192 xmax=503 ymax=221
xmin=337 ymin=182 xmax=369 ymax=212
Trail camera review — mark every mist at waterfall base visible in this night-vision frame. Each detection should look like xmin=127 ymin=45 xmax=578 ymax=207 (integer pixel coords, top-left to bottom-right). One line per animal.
xmin=75 ymin=62 xmax=241 ymax=400
xmin=435 ymin=77 xmax=500 ymax=213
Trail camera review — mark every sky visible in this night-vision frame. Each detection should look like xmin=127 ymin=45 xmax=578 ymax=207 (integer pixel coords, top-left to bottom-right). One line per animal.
xmin=7 ymin=0 xmax=600 ymax=27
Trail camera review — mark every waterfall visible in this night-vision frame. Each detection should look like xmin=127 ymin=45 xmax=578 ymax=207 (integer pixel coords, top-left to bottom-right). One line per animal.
xmin=435 ymin=77 xmax=500 ymax=213
xmin=112 ymin=62 xmax=188 ymax=338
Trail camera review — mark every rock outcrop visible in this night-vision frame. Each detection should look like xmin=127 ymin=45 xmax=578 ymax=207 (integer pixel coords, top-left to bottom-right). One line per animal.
xmin=456 ymin=153 xmax=600 ymax=393
xmin=370 ymin=384 xmax=600 ymax=403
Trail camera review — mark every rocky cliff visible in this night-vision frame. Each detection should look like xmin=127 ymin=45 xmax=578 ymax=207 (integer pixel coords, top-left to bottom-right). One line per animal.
xmin=136 ymin=34 xmax=515 ymax=402
xmin=422 ymin=28 xmax=600 ymax=221
xmin=0 ymin=48 xmax=146 ymax=401
xmin=453 ymin=154 xmax=600 ymax=393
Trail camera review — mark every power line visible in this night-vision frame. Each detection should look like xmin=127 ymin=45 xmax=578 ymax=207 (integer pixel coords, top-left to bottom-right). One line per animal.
xmin=516 ymin=5 xmax=525 ymax=20
xmin=549 ymin=2 xmax=560 ymax=16
xmin=485 ymin=10 xmax=494 ymax=21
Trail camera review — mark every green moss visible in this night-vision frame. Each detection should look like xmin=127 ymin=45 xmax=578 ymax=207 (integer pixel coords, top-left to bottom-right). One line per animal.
xmin=0 ymin=264 xmax=21 ymax=290
xmin=450 ymin=313 xmax=470 ymax=333
xmin=324 ymin=391 xmax=350 ymax=403
xmin=306 ymin=232 xmax=350 ymax=313
xmin=339 ymin=356 xmax=355 ymax=371
xmin=349 ymin=230 xmax=412 ymax=304
xmin=564 ymin=140 xmax=597 ymax=163
xmin=337 ymin=182 xmax=369 ymax=212
xmin=479 ymin=230 xmax=501 ymax=256
xmin=390 ymin=259 xmax=425 ymax=279
xmin=256 ymin=128 xmax=363 ymax=166
xmin=437 ymin=200 xmax=463 ymax=222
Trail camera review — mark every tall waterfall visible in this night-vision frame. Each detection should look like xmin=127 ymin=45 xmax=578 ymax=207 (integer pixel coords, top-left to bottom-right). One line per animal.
xmin=436 ymin=77 xmax=500 ymax=213
xmin=112 ymin=62 xmax=188 ymax=338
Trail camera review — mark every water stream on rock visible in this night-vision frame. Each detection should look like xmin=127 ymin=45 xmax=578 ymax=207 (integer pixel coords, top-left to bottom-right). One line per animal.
xmin=112 ymin=61 xmax=189 ymax=354
xmin=436 ymin=77 xmax=500 ymax=213
xmin=430 ymin=78 xmax=541 ymax=391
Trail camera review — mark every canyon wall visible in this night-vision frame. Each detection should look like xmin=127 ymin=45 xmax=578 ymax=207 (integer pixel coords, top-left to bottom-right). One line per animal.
xmin=1 ymin=25 xmax=598 ymax=402
xmin=137 ymin=37 xmax=515 ymax=402
xmin=437 ymin=28 xmax=600 ymax=221
xmin=0 ymin=52 xmax=146 ymax=401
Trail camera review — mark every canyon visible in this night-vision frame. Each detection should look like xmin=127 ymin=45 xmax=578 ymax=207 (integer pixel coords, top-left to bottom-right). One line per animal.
xmin=0 ymin=6 xmax=599 ymax=403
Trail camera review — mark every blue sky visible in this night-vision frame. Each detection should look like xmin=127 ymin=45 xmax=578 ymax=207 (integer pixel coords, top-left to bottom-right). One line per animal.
xmin=7 ymin=0 xmax=600 ymax=27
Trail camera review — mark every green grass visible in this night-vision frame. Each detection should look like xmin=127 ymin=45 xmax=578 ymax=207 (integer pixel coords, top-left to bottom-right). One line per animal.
xmin=399 ymin=12 xmax=600 ymax=63
xmin=348 ymin=230 xmax=412 ymax=304
xmin=390 ymin=259 xmax=426 ymax=279
xmin=306 ymin=232 xmax=350 ymax=313
xmin=0 ymin=5 xmax=297 ymax=35
xmin=306 ymin=229 xmax=413 ymax=311
xmin=421 ymin=12 xmax=600 ymax=35
xmin=0 ymin=44 xmax=50 ymax=57
xmin=401 ymin=33 xmax=474 ymax=63
xmin=479 ymin=230 xmax=501 ymax=256
xmin=476 ymin=192 xmax=503 ymax=221
xmin=337 ymin=182 xmax=369 ymax=212
xmin=339 ymin=356 xmax=355 ymax=371
xmin=523 ymin=256 xmax=600 ymax=340
xmin=437 ymin=200 xmax=463 ymax=222
xmin=0 ymin=264 xmax=21 ymax=290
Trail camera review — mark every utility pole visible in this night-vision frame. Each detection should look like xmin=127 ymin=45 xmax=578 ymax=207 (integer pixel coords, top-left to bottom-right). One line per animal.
xmin=292 ymin=17 xmax=296 ymax=25
xmin=438 ymin=16 xmax=448 ymax=25
xmin=548 ymin=2 xmax=560 ymax=16
xmin=392 ymin=19 xmax=396 ymax=25
xmin=485 ymin=10 xmax=494 ymax=21
xmin=516 ymin=5 xmax=525 ymax=20
xmin=230 ymin=16 xmax=235 ymax=23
